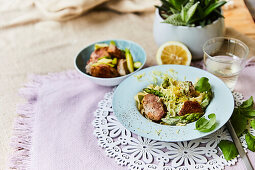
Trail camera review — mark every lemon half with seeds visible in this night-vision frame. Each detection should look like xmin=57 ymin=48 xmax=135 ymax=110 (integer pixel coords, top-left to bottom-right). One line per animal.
xmin=156 ymin=41 xmax=192 ymax=65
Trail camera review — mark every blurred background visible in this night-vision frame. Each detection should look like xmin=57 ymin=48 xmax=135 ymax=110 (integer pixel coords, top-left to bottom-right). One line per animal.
xmin=245 ymin=0 xmax=255 ymax=21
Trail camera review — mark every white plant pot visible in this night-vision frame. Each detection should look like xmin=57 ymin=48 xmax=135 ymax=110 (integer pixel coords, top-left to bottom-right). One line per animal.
xmin=153 ymin=9 xmax=225 ymax=60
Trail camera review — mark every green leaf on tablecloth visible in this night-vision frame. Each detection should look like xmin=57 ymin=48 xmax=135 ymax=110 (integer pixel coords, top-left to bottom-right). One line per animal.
xmin=224 ymin=96 xmax=255 ymax=160
xmin=230 ymin=96 xmax=255 ymax=136
xmin=240 ymin=96 xmax=253 ymax=109
xmin=251 ymin=119 xmax=255 ymax=130
xmin=230 ymin=108 xmax=248 ymax=137
xmin=242 ymin=109 xmax=255 ymax=118
xmin=245 ymin=132 xmax=255 ymax=152
xmin=238 ymin=96 xmax=255 ymax=118
xmin=218 ymin=140 xmax=238 ymax=161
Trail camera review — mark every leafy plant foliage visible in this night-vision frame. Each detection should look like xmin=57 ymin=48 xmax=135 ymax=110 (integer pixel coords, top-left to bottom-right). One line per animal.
xmin=156 ymin=0 xmax=226 ymax=27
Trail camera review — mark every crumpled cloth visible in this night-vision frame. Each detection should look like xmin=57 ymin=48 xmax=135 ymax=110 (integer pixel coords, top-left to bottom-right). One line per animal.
xmin=0 ymin=0 xmax=157 ymax=26
xmin=34 ymin=0 xmax=157 ymax=21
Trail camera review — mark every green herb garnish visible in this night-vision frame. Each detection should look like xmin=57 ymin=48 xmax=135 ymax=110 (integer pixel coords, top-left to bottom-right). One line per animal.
xmin=195 ymin=113 xmax=216 ymax=132
xmin=200 ymin=92 xmax=212 ymax=109
xmin=245 ymin=132 xmax=255 ymax=152
xmin=240 ymin=96 xmax=253 ymax=109
xmin=162 ymin=77 xmax=170 ymax=89
xmin=239 ymin=96 xmax=255 ymax=118
xmin=218 ymin=140 xmax=238 ymax=161
xmin=195 ymin=77 xmax=211 ymax=93
xmin=251 ymin=119 xmax=255 ymax=130
xmin=195 ymin=77 xmax=213 ymax=109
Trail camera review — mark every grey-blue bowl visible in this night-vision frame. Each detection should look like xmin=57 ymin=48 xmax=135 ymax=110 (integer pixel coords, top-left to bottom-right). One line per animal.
xmin=74 ymin=39 xmax=147 ymax=86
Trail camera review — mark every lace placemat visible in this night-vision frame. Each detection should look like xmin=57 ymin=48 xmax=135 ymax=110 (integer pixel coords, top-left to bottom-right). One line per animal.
xmin=92 ymin=89 xmax=255 ymax=170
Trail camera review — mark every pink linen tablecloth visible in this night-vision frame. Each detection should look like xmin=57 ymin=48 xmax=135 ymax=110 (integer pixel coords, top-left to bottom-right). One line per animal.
xmin=10 ymin=71 xmax=126 ymax=170
xmin=10 ymin=64 xmax=255 ymax=170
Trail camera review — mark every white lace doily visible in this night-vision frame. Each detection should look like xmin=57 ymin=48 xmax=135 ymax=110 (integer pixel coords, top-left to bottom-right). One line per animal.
xmin=92 ymin=90 xmax=254 ymax=170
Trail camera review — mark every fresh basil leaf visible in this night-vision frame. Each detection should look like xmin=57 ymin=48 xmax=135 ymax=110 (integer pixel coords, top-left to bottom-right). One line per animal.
xmin=237 ymin=96 xmax=255 ymax=118
xmin=195 ymin=113 xmax=216 ymax=132
xmin=200 ymin=91 xmax=212 ymax=109
xmin=240 ymin=96 xmax=253 ymax=109
xmin=241 ymin=109 xmax=255 ymax=118
xmin=230 ymin=108 xmax=248 ymax=137
xmin=195 ymin=77 xmax=211 ymax=93
xmin=245 ymin=132 xmax=255 ymax=152
xmin=218 ymin=140 xmax=238 ymax=161
xmin=251 ymin=119 xmax=255 ymax=130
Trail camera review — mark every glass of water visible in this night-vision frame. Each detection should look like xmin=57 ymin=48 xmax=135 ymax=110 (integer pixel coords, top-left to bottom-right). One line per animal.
xmin=203 ymin=37 xmax=249 ymax=91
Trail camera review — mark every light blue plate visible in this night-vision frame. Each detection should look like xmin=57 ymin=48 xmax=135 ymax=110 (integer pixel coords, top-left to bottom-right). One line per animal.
xmin=112 ymin=65 xmax=234 ymax=142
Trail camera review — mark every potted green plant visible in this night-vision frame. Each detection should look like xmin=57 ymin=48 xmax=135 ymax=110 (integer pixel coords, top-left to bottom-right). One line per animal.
xmin=153 ymin=0 xmax=226 ymax=60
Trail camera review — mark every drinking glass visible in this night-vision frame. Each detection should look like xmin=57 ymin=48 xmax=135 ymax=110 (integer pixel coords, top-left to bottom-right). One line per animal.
xmin=203 ymin=37 xmax=249 ymax=91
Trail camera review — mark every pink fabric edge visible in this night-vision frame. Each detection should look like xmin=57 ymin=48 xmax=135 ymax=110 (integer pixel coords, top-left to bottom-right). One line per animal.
xmin=9 ymin=70 xmax=83 ymax=170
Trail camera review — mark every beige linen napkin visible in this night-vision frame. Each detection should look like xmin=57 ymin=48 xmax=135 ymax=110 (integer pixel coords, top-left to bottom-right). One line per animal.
xmin=0 ymin=0 xmax=157 ymax=26
xmin=35 ymin=0 xmax=157 ymax=20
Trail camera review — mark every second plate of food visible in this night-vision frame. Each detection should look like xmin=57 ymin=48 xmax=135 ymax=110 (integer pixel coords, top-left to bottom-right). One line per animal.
xmin=112 ymin=65 xmax=234 ymax=141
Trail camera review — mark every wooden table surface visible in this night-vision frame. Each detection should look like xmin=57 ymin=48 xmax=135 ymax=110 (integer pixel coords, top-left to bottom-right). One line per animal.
xmin=224 ymin=0 xmax=255 ymax=39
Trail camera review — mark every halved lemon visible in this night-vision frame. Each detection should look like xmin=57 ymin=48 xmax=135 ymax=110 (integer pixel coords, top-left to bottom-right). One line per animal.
xmin=156 ymin=41 xmax=192 ymax=65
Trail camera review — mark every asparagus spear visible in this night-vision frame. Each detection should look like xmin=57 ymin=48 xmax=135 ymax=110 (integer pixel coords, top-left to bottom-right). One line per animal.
xmin=134 ymin=61 xmax=142 ymax=69
xmin=125 ymin=48 xmax=134 ymax=73
xmin=143 ymin=88 xmax=164 ymax=97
